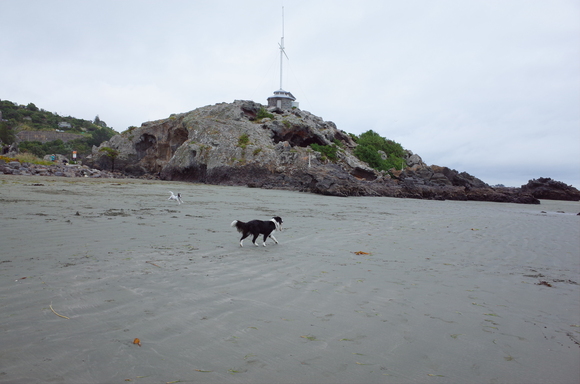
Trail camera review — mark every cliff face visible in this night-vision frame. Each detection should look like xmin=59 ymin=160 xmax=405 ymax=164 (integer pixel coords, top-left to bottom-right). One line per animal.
xmin=85 ymin=100 xmax=542 ymax=203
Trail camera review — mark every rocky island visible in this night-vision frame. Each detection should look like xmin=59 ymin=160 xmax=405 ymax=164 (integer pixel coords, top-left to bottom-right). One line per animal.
xmin=82 ymin=100 xmax=577 ymax=203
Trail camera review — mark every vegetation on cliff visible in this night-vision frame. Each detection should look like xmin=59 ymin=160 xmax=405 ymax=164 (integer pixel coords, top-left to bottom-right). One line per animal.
xmin=306 ymin=130 xmax=406 ymax=172
xmin=0 ymin=99 xmax=115 ymax=157
xmin=310 ymin=143 xmax=338 ymax=162
xmin=302 ymin=129 xmax=407 ymax=173
xmin=255 ymin=107 xmax=275 ymax=121
xmin=0 ymin=153 xmax=54 ymax=166
xmin=353 ymin=130 xmax=407 ymax=172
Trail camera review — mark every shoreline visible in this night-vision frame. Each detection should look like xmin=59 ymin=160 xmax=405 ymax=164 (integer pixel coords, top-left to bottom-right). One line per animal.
xmin=1 ymin=175 xmax=579 ymax=383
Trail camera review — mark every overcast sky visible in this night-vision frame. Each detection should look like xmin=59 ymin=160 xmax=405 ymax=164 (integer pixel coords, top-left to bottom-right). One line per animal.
xmin=2 ymin=0 xmax=579 ymax=188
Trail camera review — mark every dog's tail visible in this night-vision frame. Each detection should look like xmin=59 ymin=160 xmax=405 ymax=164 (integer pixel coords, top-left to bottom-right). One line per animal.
xmin=230 ymin=220 xmax=244 ymax=232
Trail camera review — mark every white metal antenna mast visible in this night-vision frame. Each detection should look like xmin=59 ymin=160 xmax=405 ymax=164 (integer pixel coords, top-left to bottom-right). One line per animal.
xmin=266 ymin=3 xmax=297 ymax=110
xmin=278 ymin=6 xmax=288 ymax=90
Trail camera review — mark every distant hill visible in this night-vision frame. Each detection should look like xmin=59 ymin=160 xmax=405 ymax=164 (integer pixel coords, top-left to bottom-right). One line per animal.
xmin=0 ymin=99 xmax=113 ymax=132
xmin=0 ymin=99 xmax=115 ymax=156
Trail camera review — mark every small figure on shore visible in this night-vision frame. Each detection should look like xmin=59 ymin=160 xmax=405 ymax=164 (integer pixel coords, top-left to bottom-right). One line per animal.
xmin=168 ymin=191 xmax=183 ymax=205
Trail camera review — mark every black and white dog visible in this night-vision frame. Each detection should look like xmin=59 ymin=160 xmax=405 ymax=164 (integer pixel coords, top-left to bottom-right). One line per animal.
xmin=168 ymin=191 xmax=183 ymax=205
xmin=231 ymin=216 xmax=283 ymax=247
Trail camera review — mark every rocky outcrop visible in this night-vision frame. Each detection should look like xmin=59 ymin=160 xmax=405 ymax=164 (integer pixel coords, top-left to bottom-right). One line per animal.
xmin=85 ymin=100 xmax=375 ymax=185
xmin=521 ymin=178 xmax=580 ymax=201
xmin=0 ymin=159 xmax=131 ymax=179
xmin=83 ymin=100 xmax=544 ymax=203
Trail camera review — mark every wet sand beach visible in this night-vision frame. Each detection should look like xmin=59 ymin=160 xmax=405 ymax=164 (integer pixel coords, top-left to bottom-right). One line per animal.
xmin=1 ymin=175 xmax=579 ymax=383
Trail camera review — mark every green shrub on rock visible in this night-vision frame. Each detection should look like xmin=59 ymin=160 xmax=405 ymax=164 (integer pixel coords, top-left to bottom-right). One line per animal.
xmin=256 ymin=108 xmax=274 ymax=121
xmin=237 ymin=134 xmax=250 ymax=149
xmin=310 ymin=143 xmax=338 ymax=162
xmin=353 ymin=130 xmax=406 ymax=172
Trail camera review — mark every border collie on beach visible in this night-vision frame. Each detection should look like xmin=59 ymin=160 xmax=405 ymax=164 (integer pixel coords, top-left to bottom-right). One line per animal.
xmin=168 ymin=191 xmax=183 ymax=205
xmin=231 ymin=217 xmax=283 ymax=247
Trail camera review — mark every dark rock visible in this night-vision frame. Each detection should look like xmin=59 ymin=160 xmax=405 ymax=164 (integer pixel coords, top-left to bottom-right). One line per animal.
xmin=0 ymin=161 xmax=127 ymax=180
xmin=430 ymin=172 xmax=452 ymax=186
xmin=521 ymin=177 xmax=580 ymax=201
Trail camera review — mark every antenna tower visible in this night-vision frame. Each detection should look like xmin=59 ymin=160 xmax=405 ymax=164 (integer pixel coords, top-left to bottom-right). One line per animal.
xmin=278 ymin=6 xmax=288 ymax=90
xmin=266 ymin=5 xmax=298 ymax=109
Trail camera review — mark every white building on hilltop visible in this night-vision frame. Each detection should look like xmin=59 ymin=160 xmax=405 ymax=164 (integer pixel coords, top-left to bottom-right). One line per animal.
xmin=267 ymin=89 xmax=297 ymax=110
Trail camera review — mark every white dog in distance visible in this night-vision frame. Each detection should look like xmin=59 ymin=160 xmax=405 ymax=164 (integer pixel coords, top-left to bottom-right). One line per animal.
xmin=168 ymin=191 xmax=183 ymax=205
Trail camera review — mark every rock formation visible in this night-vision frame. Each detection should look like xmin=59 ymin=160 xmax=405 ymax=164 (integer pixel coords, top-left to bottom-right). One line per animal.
xmin=83 ymin=100 xmax=549 ymax=203
xmin=86 ymin=100 xmax=379 ymax=192
xmin=0 ymin=159 xmax=128 ymax=179
xmin=521 ymin=178 xmax=580 ymax=201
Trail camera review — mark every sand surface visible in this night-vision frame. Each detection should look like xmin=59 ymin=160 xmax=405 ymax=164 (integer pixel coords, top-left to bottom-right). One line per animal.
xmin=1 ymin=175 xmax=579 ymax=384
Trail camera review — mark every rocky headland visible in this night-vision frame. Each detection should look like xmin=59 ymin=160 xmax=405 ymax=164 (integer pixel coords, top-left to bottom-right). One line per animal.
xmin=14 ymin=100 xmax=579 ymax=204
